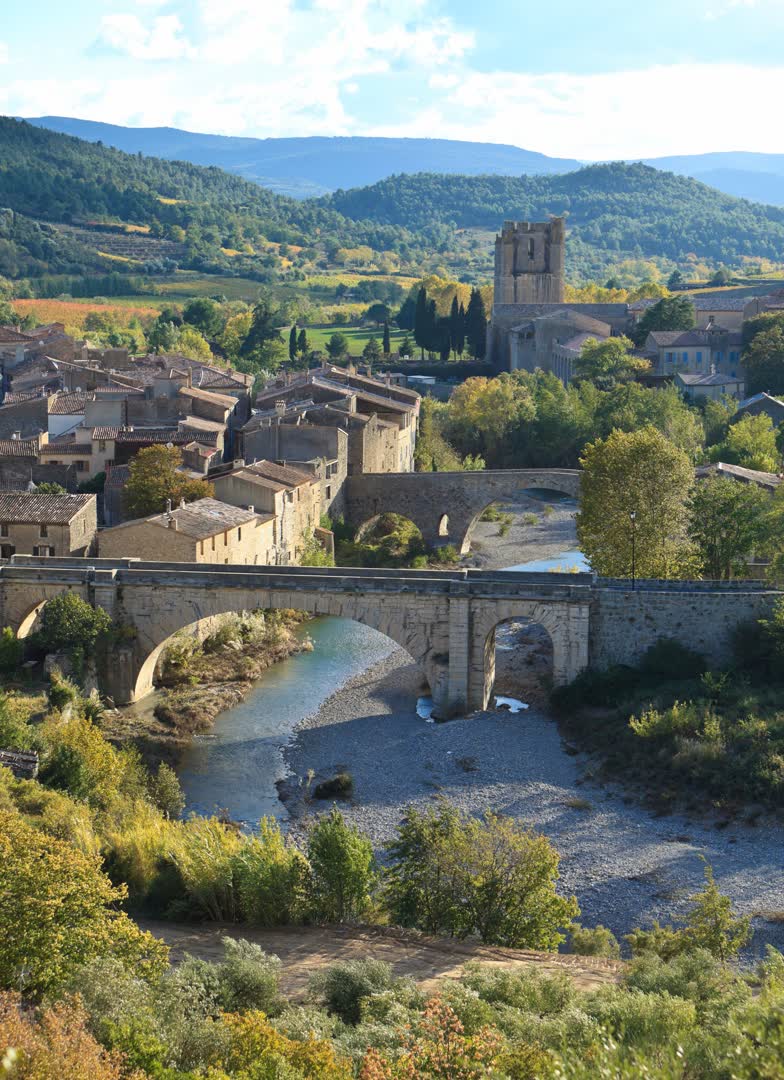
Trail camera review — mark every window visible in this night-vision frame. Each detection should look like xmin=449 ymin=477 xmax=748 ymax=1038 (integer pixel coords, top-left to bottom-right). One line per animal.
xmin=527 ymin=236 xmax=535 ymax=259
xmin=211 ymin=536 xmax=216 ymax=551
xmin=98 ymin=440 xmax=106 ymax=452
xmin=730 ymin=351 xmax=738 ymax=363
xmin=39 ymin=524 xmax=48 ymax=538
xmin=665 ymin=352 xmax=673 ymax=364
xmin=682 ymin=352 xmax=689 ymax=363
xmin=696 ymin=351 xmax=703 ymax=365
xmin=0 ymin=524 xmax=8 ymax=538
xmin=75 ymin=460 xmax=88 ymax=472
xmin=0 ymin=545 xmax=14 ymax=559
xmin=326 ymin=485 xmax=331 ymax=500
xmin=237 ymin=527 xmax=242 ymax=541
xmin=33 ymin=545 xmax=53 ymax=557
xmin=224 ymin=532 xmax=228 ymax=546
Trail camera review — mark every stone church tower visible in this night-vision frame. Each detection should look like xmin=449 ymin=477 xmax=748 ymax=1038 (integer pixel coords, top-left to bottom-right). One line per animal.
xmin=493 ymin=217 xmax=566 ymax=305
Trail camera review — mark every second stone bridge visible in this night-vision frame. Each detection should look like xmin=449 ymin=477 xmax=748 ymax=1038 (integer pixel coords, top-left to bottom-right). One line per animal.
xmin=344 ymin=469 xmax=581 ymax=551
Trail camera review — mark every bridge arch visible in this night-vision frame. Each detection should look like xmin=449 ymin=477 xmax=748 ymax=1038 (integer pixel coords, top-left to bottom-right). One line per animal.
xmin=124 ymin=583 xmax=449 ymax=710
xmin=4 ymin=582 xmax=92 ymax=639
xmin=345 ymin=470 xmax=581 ymax=554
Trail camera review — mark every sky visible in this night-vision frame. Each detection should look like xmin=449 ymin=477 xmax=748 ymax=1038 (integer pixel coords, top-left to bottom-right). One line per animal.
xmin=1 ymin=0 xmax=784 ymax=158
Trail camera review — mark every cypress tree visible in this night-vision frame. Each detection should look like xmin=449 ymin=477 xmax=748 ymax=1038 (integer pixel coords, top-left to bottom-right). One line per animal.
xmin=437 ymin=316 xmax=451 ymax=363
xmin=457 ymin=302 xmax=466 ymax=357
xmin=297 ymin=328 xmax=308 ymax=356
xmin=288 ymin=324 xmax=298 ymax=361
xmin=414 ymin=286 xmax=428 ymax=359
xmin=382 ymin=320 xmax=391 ymax=356
xmin=426 ymin=299 xmax=438 ymax=354
xmin=466 ymin=288 xmax=488 ymax=360
xmin=449 ymin=295 xmax=461 ymax=358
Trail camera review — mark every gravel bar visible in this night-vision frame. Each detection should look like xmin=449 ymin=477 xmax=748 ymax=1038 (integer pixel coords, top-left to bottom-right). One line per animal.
xmin=284 ymin=648 xmax=784 ymax=958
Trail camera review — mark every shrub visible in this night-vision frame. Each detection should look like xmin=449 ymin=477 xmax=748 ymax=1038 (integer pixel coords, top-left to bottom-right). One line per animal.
xmin=0 ymin=626 xmax=22 ymax=676
xmin=215 ymin=937 xmax=284 ymax=1015
xmin=383 ymin=802 xmax=579 ymax=949
xmin=47 ymin=669 xmax=81 ymax=710
xmin=308 ymin=808 xmax=376 ymax=923
xmin=0 ymin=810 xmax=167 ymax=997
xmin=568 ymin=924 xmax=621 ymax=958
xmin=313 ymin=772 xmax=353 ymax=800
xmin=638 ymin=637 xmax=706 ymax=680
xmin=0 ymin=992 xmax=128 ymax=1080
xmin=147 ymin=762 xmax=185 ymax=820
xmin=310 ymin=959 xmax=395 ymax=1024
xmin=36 ymin=593 xmax=111 ymax=659
xmin=232 ymin=818 xmax=310 ymax=926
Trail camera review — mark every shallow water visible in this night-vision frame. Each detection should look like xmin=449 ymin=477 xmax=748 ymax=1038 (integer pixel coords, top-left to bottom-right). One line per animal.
xmin=175 ymin=538 xmax=588 ymax=823
xmin=176 ymin=617 xmax=394 ymax=826
xmin=502 ymin=549 xmax=588 ymax=573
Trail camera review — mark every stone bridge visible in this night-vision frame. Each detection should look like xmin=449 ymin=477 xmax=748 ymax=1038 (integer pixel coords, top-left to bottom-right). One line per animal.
xmin=0 ymin=557 xmax=779 ymax=720
xmin=344 ymin=469 xmax=581 ymax=552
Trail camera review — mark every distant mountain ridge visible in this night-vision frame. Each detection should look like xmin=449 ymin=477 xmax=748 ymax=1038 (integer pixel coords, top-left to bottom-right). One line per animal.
xmin=22 ymin=117 xmax=784 ymax=206
xmin=23 ymin=117 xmax=583 ymax=199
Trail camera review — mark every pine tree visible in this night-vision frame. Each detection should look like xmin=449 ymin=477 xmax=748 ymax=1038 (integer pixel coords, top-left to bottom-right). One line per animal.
xmin=382 ymin=320 xmax=391 ymax=356
xmin=297 ymin=328 xmax=308 ymax=356
xmin=449 ymin=295 xmax=461 ymax=358
xmin=465 ymin=288 xmax=488 ymax=360
xmin=288 ymin=324 xmax=298 ymax=361
xmin=414 ymin=286 xmax=429 ymax=359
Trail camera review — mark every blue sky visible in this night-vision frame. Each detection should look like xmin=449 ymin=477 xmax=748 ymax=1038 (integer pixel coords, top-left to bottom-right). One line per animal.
xmin=2 ymin=0 xmax=783 ymax=157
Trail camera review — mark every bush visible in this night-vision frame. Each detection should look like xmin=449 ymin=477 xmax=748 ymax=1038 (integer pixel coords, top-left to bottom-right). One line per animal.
xmin=310 ymin=959 xmax=395 ymax=1024
xmin=36 ymin=593 xmax=111 ymax=658
xmin=0 ymin=626 xmax=22 ymax=676
xmin=47 ymin=669 xmax=81 ymax=710
xmin=383 ymin=802 xmax=579 ymax=949
xmin=568 ymin=924 xmax=621 ymax=958
xmin=215 ymin=937 xmax=284 ymax=1015
xmin=313 ymin=772 xmax=353 ymax=800
xmin=308 ymin=808 xmax=376 ymax=923
xmin=638 ymin=637 xmax=706 ymax=681
xmin=233 ymin=818 xmax=310 ymax=926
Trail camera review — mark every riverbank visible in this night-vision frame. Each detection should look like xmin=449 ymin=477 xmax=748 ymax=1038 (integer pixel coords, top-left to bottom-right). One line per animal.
xmin=106 ymin=610 xmax=311 ymax=754
xmin=283 ymin=648 xmax=784 ymax=956
xmin=464 ymin=493 xmax=578 ymax=571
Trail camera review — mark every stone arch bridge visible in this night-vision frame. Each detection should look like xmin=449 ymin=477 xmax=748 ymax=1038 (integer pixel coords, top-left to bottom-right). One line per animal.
xmin=0 ymin=558 xmax=778 ymax=720
xmin=344 ymin=469 xmax=581 ymax=552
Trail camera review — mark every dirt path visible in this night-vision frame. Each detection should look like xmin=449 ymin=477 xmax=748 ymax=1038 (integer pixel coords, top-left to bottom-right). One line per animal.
xmin=138 ymin=921 xmax=622 ymax=997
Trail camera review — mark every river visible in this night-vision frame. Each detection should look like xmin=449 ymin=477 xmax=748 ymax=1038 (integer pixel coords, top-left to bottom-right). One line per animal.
xmin=176 ymin=544 xmax=589 ymax=826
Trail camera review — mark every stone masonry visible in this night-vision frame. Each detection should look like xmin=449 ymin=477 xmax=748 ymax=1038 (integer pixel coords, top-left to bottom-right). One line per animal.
xmin=0 ymin=559 xmax=778 ymax=720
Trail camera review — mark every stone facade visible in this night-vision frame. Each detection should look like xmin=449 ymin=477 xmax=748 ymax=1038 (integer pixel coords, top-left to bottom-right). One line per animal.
xmin=1 ymin=561 xmax=777 ymax=720
xmin=345 ymin=468 xmax=582 ymax=552
xmin=98 ymin=498 xmax=276 ymax=565
xmin=494 ymin=219 xmax=566 ymax=306
xmin=0 ymin=493 xmax=96 ymax=559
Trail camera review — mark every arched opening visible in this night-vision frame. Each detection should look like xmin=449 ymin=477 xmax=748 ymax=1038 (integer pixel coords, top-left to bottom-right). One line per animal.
xmin=485 ymin=616 xmax=554 ymax=711
xmin=438 ymin=513 xmax=449 ymax=537
xmin=347 ymin=513 xmax=427 ymax=567
xmin=461 ymin=488 xmax=580 ymax=563
xmin=16 ymin=600 xmax=47 ymax=638
xmin=131 ymin=605 xmax=435 ymax=708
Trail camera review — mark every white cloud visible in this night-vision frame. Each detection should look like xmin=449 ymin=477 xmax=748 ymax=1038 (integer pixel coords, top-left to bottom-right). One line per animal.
xmin=374 ymin=63 xmax=784 ymax=158
xmin=98 ymin=13 xmax=195 ymax=60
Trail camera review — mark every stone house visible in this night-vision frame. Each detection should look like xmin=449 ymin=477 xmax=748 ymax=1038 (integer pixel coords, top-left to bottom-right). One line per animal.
xmin=0 ymin=492 xmax=97 ymax=558
xmin=98 ymin=497 xmax=276 ymax=565
xmin=734 ymin=392 xmax=784 ymax=426
xmin=645 ymin=328 xmax=744 ymax=381
xmin=676 ymin=370 xmax=746 ymax=401
xmin=212 ymin=460 xmax=322 ymax=565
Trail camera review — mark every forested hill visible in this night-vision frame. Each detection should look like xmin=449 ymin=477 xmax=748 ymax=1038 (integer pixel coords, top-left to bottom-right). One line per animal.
xmin=323 ymin=164 xmax=784 ymax=266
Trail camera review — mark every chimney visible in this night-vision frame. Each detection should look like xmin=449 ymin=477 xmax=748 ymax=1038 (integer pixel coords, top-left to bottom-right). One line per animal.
xmin=11 ymin=432 xmax=19 ymax=440
xmin=248 ymin=504 xmax=254 ymax=514
xmin=168 ymin=517 xmax=178 ymax=531
xmin=275 ymin=399 xmax=286 ymax=417
xmin=165 ymin=498 xmax=172 ymax=515
xmin=179 ymin=497 xmax=186 ymax=509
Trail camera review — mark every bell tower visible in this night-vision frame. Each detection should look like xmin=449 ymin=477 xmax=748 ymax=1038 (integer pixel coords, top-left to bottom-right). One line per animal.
xmin=494 ymin=217 xmax=566 ymax=305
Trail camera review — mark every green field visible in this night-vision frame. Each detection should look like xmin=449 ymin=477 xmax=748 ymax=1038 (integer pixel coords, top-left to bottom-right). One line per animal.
xmin=300 ymin=324 xmax=411 ymax=358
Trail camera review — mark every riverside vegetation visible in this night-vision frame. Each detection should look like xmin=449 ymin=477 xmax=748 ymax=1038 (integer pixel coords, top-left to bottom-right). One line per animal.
xmin=5 ymin=664 xmax=784 ymax=1078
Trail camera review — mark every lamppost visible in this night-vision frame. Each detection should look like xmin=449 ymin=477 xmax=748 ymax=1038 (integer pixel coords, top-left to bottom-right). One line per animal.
xmin=630 ymin=510 xmax=637 ymax=590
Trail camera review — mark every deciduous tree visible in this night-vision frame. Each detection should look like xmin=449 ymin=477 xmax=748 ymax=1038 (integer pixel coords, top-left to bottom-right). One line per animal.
xmin=123 ymin=445 xmax=214 ymax=519
xmin=688 ymin=475 xmax=771 ymax=579
xmin=577 ymin=426 xmax=695 ymax=578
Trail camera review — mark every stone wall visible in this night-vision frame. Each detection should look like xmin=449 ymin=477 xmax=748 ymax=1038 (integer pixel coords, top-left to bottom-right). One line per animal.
xmin=590 ymin=581 xmax=779 ymax=670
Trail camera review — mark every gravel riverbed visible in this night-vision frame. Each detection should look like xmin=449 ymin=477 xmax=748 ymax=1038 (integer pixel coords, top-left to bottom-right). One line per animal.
xmin=284 ymin=652 xmax=784 ymax=958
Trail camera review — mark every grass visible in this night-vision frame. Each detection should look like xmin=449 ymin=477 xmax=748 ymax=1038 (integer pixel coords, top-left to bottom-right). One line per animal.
xmin=301 ymin=324 xmax=409 ymax=357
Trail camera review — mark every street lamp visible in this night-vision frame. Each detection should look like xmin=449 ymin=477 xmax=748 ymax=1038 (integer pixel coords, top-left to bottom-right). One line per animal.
xmin=629 ymin=510 xmax=637 ymax=590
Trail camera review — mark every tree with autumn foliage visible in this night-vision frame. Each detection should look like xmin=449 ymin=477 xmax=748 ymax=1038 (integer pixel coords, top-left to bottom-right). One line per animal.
xmin=123 ymin=445 xmax=214 ymax=519
xmin=0 ymin=811 xmax=167 ymax=999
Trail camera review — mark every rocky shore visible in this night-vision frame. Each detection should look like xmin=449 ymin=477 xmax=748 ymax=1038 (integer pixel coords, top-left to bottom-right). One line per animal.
xmin=283 ymin=648 xmax=784 ymax=956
